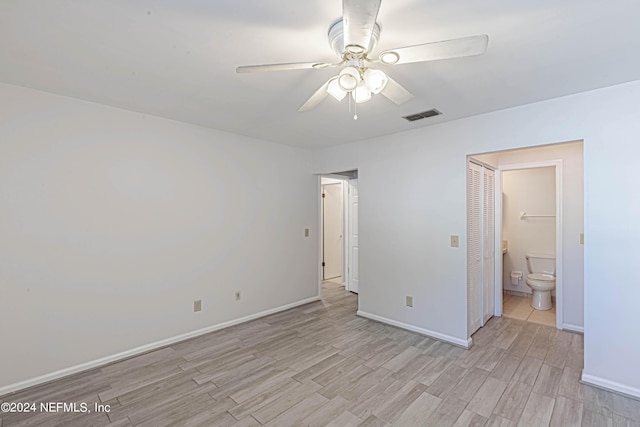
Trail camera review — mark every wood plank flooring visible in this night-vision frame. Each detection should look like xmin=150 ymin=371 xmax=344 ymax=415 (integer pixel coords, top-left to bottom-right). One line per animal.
xmin=2 ymin=281 xmax=640 ymax=426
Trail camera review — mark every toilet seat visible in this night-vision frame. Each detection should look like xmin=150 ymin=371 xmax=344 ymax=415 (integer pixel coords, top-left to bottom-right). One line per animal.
xmin=526 ymin=273 xmax=554 ymax=282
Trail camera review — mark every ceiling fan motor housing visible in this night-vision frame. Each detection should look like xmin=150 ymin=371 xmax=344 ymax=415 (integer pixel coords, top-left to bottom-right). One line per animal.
xmin=328 ymin=18 xmax=381 ymax=58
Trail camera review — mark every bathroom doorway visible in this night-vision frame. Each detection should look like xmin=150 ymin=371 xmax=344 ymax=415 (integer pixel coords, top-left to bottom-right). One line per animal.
xmin=500 ymin=165 xmax=558 ymax=327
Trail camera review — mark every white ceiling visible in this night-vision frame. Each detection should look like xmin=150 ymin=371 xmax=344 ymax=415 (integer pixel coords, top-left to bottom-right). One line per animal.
xmin=1 ymin=0 xmax=639 ymax=149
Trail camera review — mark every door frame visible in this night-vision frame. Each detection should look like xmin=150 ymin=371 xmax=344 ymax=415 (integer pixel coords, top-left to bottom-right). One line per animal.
xmin=496 ymin=160 xmax=563 ymax=329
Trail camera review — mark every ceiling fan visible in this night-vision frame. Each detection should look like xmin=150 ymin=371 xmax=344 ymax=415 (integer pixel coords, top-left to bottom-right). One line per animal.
xmin=236 ymin=0 xmax=488 ymax=119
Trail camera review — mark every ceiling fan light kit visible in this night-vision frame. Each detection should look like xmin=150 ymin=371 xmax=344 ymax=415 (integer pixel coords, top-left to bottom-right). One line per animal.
xmin=338 ymin=66 xmax=360 ymax=91
xmin=363 ymin=68 xmax=388 ymax=94
xmin=327 ymin=77 xmax=347 ymax=101
xmin=236 ymin=0 xmax=489 ymax=119
xmin=353 ymin=80 xmax=372 ymax=103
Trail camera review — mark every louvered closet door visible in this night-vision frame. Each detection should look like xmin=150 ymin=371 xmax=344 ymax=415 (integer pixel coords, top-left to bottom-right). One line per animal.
xmin=467 ymin=162 xmax=483 ymax=334
xmin=483 ymin=168 xmax=495 ymax=324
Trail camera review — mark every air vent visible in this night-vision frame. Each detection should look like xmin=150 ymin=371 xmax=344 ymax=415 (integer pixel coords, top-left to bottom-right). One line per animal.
xmin=403 ymin=109 xmax=442 ymax=122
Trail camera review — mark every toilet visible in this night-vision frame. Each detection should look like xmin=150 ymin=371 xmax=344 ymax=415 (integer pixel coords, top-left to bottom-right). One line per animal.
xmin=525 ymin=253 xmax=556 ymax=310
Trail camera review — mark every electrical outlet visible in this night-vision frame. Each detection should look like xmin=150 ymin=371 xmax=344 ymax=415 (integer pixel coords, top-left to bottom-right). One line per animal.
xmin=235 ymin=291 xmax=241 ymax=301
xmin=451 ymin=235 xmax=459 ymax=248
xmin=194 ymin=300 xmax=202 ymax=312
xmin=304 ymin=228 xmax=310 ymax=237
xmin=580 ymin=233 xmax=584 ymax=244
xmin=406 ymin=296 xmax=413 ymax=308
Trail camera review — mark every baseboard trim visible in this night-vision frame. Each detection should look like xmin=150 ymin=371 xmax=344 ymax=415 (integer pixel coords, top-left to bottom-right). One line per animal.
xmin=0 ymin=296 xmax=320 ymax=397
xmin=356 ymin=310 xmax=472 ymax=349
xmin=581 ymin=373 xmax=640 ymax=400
xmin=562 ymin=323 xmax=584 ymax=333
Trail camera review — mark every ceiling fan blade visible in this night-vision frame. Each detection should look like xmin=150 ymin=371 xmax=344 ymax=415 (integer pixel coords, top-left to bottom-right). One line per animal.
xmin=236 ymin=61 xmax=339 ymax=74
xmin=380 ymin=34 xmax=489 ymax=65
xmin=381 ymin=76 xmax=414 ymax=105
xmin=342 ymin=0 xmax=382 ymax=52
xmin=298 ymin=79 xmax=332 ymax=112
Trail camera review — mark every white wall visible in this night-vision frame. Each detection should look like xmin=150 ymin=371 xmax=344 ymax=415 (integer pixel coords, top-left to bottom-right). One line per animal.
xmin=0 ymin=83 xmax=318 ymax=391
xmin=313 ymin=80 xmax=640 ymax=397
xmin=502 ymin=167 xmax=556 ymax=293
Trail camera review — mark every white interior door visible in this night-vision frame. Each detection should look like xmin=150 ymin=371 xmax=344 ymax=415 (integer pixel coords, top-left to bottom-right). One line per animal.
xmin=322 ymin=183 xmax=343 ymax=280
xmin=347 ymin=179 xmax=359 ymax=293
xmin=468 ymin=161 xmax=496 ymax=336
xmin=483 ymin=168 xmax=495 ymax=323
xmin=467 ymin=162 xmax=483 ymax=334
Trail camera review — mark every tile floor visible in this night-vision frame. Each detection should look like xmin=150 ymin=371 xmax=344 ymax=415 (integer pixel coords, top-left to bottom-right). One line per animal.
xmin=503 ymin=293 xmax=556 ymax=327
xmin=3 ymin=282 xmax=640 ymax=426
xmin=325 ymin=276 xmax=343 ymax=285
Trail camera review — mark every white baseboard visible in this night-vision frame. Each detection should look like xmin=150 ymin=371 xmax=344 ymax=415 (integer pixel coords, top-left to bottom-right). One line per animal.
xmin=503 ymin=289 xmax=531 ymax=297
xmin=581 ymin=373 xmax=640 ymax=400
xmin=357 ymin=310 xmax=472 ymax=349
xmin=0 ymin=296 xmax=320 ymax=397
xmin=562 ymin=323 xmax=584 ymax=333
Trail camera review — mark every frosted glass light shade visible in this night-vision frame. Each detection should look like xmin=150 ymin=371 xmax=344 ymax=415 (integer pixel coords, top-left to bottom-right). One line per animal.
xmin=327 ymin=77 xmax=346 ymax=101
xmin=338 ymin=66 xmax=360 ymax=91
xmin=363 ymin=68 xmax=388 ymax=94
xmin=352 ymin=80 xmax=371 ymax=103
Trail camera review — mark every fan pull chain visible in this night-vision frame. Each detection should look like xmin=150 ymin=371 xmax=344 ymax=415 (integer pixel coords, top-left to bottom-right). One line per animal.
xmin=353 ymin=90 xmax=358 ymax=120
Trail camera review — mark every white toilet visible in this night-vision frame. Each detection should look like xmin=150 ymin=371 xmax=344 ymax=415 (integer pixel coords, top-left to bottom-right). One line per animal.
xmin=525 ymin=253 xmax=556 ymax=310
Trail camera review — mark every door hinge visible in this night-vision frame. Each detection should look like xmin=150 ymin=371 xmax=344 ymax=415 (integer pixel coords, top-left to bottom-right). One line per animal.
xmin=322 ymin=193 xmax=325 ymax=198
xmin=322 ymin=262 xmax=325 ymax=267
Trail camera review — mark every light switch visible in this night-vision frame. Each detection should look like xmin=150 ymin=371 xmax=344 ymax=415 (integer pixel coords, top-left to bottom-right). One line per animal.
xmin=304 ymin=228 xmax=310 ymax=237
xmin=451 ymin=235 xmax=459 ymax=248
xmin=406 ymin=296 xmax=413 ymax=307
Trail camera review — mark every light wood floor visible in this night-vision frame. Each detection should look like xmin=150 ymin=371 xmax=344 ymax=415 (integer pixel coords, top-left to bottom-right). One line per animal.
xmin=2 ymin=282 xmax=640 ymax=426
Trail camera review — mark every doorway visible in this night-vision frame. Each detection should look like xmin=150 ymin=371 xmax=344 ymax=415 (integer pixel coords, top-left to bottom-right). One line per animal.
xmin=319 ymin=172 xmax=359 ymax=295
xmin=500 ymin=165 xmax=558 ymax=328
xmin=321 ymin=179 xmax=343 ymax=281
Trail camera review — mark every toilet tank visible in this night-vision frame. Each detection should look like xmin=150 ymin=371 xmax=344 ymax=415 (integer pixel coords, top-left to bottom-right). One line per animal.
xmin=526 ymin=253 xmax=556 ymax=275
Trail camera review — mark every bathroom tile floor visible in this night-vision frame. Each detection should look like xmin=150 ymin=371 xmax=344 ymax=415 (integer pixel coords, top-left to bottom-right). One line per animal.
xmin=503 ymin=293 xmax=556 ymax=327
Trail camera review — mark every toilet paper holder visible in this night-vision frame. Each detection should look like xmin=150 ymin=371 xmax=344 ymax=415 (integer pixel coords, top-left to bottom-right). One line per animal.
xmin=511 ymin=271 xmax=523 ymax=285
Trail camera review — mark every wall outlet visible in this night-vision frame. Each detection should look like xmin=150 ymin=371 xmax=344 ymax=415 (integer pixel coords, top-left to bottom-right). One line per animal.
xmin=406 ymin=296 xmax=414 ymax=308
xmin=580 ymin=233 xmax=584 ymax=244
xmin=304 ymin=228 xmax=310 ymax=237
xmin=235 ymin=291 xmax=241 ymax=301
xmin=193 ymin=300 xmax=202 ymax=312
xmin=451 ymin=235 xmax=459 ymax=248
